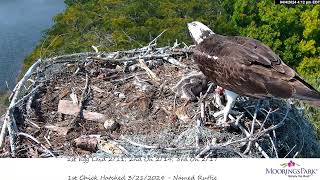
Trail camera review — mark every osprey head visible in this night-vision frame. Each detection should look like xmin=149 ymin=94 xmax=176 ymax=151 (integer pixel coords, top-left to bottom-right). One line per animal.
xmin=187 ymin=21 xmax=214 ymax=44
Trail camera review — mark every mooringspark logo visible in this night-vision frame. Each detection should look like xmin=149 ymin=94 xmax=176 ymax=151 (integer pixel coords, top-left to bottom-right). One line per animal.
xmin=265 ymin=160 xmax=319 ymax=178
xmin=280 ymin=160 xmax=300 ymax=168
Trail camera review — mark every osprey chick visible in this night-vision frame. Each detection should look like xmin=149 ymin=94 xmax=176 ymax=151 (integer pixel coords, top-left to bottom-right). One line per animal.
xmin=187 ymin=21 xmax=320 ymax=125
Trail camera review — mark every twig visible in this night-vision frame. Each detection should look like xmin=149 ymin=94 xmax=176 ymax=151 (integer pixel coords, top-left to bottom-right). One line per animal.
xmin=172 ymin=39 xmax=180 ymax=49
xmin=44 ymin=136 xmax=53 ymax=148
xmin=293 ymin=151 xmax=299 ymax=158
xmin=194 ymin=84 xmax=214 ymax=148
xmin=195 ymin=120 xmax=201 ymax=149
xmin=235 ymin=116 xmax=269 ymax=158
xmin=204 ymin=83 xmax=214 ymax=99
xmin=121 ymin=136 xmax=159 ymax=149
xmin=6 ymin=114 xmax=17 ymax=156
xmin=244 ymin=99 xmax=262 ymax=154
xmin=197 ymin=144 xmax=246 ymax=158
xmin=252 ymin=107 xmax=281 ymax=158
xmin=254 ymin=103 xmax=290 ymax=140
xmin=88 ymin=52 xmax=186 ymax=63
xmin=267 ymin=134 xmax=278 ymax=158
xmin=200 ymin=93 xmax=205 ymax=122
xmin=121 ymin=136 xmax=196 ymax=152
xmin=165 ymin=57 xmax=187 ymax=68
xmin=12 ymin=84 xmax=42 ymax=108
xmin=147 ymin=30 xmax=167 ymax=47
xmin=138 ymin=59 xmax=160 ymax=82
xmin=69 ymin=73 xmax=91 ymax=127
xmin=277 ymin=107 xmax=304 ymax=157
xmin=258 ymin=108 xmax=279 ymax=133
xmin=230 ymin=113 xmax=279 ymax=158
xmin=25 ymin=120 xmax=41 ymax=129
xmin=197 ymin=137 xmax=250 ymax=158
xmin=175 ymin=128 xmax=192 ymax=143
xmin=91 ymin=45 xmax=99 ymax=53
xmin=18 ymin=132 xmax=55 ymax=157
xmin=0 ymin=59 xmax=42 ymax=156
xmin=108 ymin=140 xmax=132 ymax=157
xmin=5 ymin=81 xmax=12 ymax=93
xmin=254 ymin=121 xmax=285 ymax=139
xmin=25 ymin=84 xmax=41 ymax=130
xmin=26 ymin=88 xmax=35 ymax=115
xmin=284 ymin=144 xmax=296 ymax=158
xmin=198 ymin=83 xmax=214 ymax=122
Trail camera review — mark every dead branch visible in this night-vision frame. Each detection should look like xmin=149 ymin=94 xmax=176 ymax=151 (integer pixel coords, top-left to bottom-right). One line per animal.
xmin=17 ymin=132 xmax=55 ymax=157
xmin=267 ymin=134 xmax=278 ymax=158
xmin=148 ymin=30 xmax=167 ymax=47
xmin=0 ymin=59 xmax=42 ymax=156
xmin=121 ymin=136 xmax=159 ymax=149
xmin=165 ymin=57 xmax=187 ymax=68
xmin=244 ymin=99 xmax=262 ymax=154
xmin=234 ymin=115 xmax=270 ymax=158
xmin=197 ymin=144 xmax=246 ymax=158
xmin=120 ymin=136 xmax=196 ymax=152
xmin=138 ymin=59 xmax=161 ymax=82
xmin=69 ymin=73 xmax=91 ymax=127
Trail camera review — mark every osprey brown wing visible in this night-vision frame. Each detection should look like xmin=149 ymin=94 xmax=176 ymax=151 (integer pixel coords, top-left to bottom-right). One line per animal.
xmin=230 ymin=36 xmax=320 ymax=102
xmin=193 ymin=35 xmax=320 ymax=104
xmin=230 ymin=36 xmax=294 ymax=76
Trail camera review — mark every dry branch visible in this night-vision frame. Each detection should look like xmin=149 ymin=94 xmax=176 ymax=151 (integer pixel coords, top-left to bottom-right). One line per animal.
xmin=236 ymin=120 xmax=270 ymax=158
xmin=69 ymin=73 xmax=91 ymax=127
xmin=17 ymin=132 xmax=55 ymax=157
xmin=138 ymin=59 xmax=161 ymax=82
xmin=0 ymin=59 xmax=42 ymax=156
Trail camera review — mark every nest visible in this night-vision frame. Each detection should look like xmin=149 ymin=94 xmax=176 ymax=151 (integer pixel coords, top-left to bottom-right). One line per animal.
xmin=0 ymin=41 xmax=319 ymax=158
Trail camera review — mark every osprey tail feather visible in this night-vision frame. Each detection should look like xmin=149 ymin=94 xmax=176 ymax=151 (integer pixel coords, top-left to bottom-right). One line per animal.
xmin=308 ymin=101 xmax=320 ymax=107
xmin=291 ymin=78 xmax=320 ymax=107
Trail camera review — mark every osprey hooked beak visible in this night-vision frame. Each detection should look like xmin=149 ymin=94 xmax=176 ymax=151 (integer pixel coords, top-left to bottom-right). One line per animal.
xmin=187 ymin=21 xmax=215 ymax=44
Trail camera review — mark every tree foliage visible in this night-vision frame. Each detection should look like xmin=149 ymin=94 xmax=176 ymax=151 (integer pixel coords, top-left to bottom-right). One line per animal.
xmin=23 ymin=0 xmax=319 ymax=132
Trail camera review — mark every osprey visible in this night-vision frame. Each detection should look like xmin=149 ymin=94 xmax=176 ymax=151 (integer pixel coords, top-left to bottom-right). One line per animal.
xmin=187 ymin=21 xmax=320 ymax=125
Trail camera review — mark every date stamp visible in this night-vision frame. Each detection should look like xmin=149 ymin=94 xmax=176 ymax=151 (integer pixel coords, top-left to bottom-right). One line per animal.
xmin=67 ymin=157 xmax=217 ymax=163
xmin=65 ymin=157 xmax=218 ymax=180
xmin=275 ymin=0 xmax=320 ymax=4
xmin=67 ymin=175 xmax=217 ymax=180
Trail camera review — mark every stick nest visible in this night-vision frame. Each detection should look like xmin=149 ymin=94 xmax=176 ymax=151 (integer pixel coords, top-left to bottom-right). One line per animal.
xmin=0 ymin=43 xmax=319 ymax=158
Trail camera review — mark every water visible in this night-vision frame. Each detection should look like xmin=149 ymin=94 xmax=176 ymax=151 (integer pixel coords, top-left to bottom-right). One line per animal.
xmin=0 ymin=0 xmax=65 ymax=91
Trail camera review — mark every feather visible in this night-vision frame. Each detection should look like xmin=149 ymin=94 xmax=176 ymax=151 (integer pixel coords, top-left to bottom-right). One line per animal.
xmin=190 ymin=23 xmax=320 ymax=107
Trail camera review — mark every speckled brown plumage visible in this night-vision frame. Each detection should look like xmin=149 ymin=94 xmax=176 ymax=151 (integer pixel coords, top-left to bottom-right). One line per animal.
xmin=193 ymin=34 xmax=320 ymax=105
